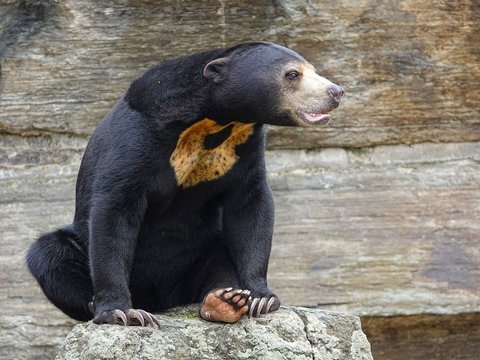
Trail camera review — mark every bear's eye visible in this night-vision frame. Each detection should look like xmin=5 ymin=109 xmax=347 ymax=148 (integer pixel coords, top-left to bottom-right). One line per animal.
xmin=286 ymin=70 xmax=301 ymax=81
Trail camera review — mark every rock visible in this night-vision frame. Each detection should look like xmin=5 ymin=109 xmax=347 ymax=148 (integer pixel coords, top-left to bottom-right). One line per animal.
xmin=267 ymin=142 xmax=480 ymax=316
xmin=362 ymin=313 xmax=480 ymax=360
xmin=55 ymin=306 xmax=373 ymax=360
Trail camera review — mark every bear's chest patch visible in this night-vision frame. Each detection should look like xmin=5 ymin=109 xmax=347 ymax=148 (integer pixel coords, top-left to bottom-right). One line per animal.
xmin=170 ymin=118 xmax=254 ymax=188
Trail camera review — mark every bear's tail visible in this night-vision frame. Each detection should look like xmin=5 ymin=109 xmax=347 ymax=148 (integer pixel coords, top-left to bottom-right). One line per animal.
xmin=26 ymin=226 xmax=93 ymax=321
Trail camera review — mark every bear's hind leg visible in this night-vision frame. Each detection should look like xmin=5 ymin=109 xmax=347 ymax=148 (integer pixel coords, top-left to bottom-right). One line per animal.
xmin=200 ymin=288 xmax=250 ymax=323
xmin=191 ymin=245 xmax=280 ymax=322
xmin=26 ymin=227 xmax=93 ymax=321
xmin=186 ymin=246 xmax=251 ymax=323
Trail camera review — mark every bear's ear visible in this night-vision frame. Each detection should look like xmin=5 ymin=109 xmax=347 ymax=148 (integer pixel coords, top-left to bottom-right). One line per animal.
xmin=203 ymin=57 xmax=229 ymax=84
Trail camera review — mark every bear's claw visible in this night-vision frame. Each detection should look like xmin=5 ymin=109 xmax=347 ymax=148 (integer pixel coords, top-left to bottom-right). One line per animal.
xmin=137 ymin=309 xmax=160 ymax=327
xmin=127 ymin=309 xmax=145 ymax=326
xmin=94 ymin=308 xmax=160 ymax=328
xmin=248 ymin=295 xmax=278 ymax=318
xmin=114 ymin=309 xmax=128 ymax=326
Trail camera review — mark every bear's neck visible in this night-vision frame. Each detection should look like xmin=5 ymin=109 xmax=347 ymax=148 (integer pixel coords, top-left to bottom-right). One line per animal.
xmin=125 ymin=49 xmax=226 ymax=124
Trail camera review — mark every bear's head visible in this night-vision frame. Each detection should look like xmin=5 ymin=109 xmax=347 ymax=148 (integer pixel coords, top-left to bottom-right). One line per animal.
xmin=203 ymin=42 xmax=344 ymax=127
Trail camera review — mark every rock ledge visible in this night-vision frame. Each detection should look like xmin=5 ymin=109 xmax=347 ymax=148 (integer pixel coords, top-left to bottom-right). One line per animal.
xmin=56 ymin=305 xmax=373 ymax=360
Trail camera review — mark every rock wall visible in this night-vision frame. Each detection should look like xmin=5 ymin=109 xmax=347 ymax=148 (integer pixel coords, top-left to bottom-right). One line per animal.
xmin=1 ymin=1 xmax=479 ymax=359
xmin=1 ymin=0 xmax=479 ymax=146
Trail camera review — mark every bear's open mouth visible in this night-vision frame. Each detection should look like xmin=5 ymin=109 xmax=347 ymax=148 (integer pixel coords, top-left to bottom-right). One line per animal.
xmin=298 ymin=111 xmax=331 ymax=126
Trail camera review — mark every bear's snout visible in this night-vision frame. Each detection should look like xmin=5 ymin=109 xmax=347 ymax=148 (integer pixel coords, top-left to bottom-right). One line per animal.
xmin=328 ymin=85 xmax=344 ymax=107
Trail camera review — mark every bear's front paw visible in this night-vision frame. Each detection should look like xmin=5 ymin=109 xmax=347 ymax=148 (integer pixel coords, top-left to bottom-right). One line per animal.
xmin=93 ymin=308 xmax=160 ymax=328
xmin=248 ymin=294 xmax=280 ymax=318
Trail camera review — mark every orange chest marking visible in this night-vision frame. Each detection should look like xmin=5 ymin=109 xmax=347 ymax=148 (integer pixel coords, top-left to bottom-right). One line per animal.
xmin=170 ymin=118 xmax=254 ymax=188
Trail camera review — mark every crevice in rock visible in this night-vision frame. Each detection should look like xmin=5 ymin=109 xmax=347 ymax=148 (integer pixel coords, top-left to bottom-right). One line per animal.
xmin=291 ymin=308 xmax=315 ymax=360
xmin=0 ymin=126 xmax=89 ymax=138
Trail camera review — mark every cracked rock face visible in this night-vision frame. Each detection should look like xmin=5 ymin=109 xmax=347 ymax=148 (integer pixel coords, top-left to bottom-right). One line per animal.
xmin=56 ymin=306 xmax=373 ymax=360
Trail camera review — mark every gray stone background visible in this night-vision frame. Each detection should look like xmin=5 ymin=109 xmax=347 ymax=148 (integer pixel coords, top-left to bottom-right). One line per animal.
xmin=0 ymin=0 xmax=479 ymax=359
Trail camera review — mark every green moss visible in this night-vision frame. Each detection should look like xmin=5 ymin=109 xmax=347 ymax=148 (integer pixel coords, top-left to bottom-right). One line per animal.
xmin=163 ymin=305 xmax=200 ymax=319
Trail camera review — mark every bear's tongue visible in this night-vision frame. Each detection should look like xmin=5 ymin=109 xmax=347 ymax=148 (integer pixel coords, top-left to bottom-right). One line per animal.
xmin=304 ymin=112 xmax=331 ymax=125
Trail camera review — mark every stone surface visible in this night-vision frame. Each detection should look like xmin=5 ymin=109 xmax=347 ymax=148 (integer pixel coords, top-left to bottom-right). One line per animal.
xmin=55 ymin=306 xmax=373 ymax=360
xmin=1 ymin=0 xmax=479 ymax=147
xmin=267 ymin=142 xmax=480 ymax=317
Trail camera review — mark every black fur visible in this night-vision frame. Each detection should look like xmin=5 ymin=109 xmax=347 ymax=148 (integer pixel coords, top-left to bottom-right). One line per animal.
xmin=26 ymin=42 xmax=334 ymax=322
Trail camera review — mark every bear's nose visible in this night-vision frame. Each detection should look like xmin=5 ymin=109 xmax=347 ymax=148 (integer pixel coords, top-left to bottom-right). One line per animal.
xmin=328 ymin=85 xmax=344 ymax=103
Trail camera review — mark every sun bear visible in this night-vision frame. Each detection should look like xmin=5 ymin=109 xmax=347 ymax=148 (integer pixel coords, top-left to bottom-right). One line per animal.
xmin=26 ymin=42 xmax=344 ymax=326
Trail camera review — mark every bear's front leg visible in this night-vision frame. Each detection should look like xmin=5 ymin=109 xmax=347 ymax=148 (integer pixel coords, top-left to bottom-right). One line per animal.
xmin=89 ymin=193 xmax=159 ymax=328
xmin=222 ymin=176 xmax=281 ymax=318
